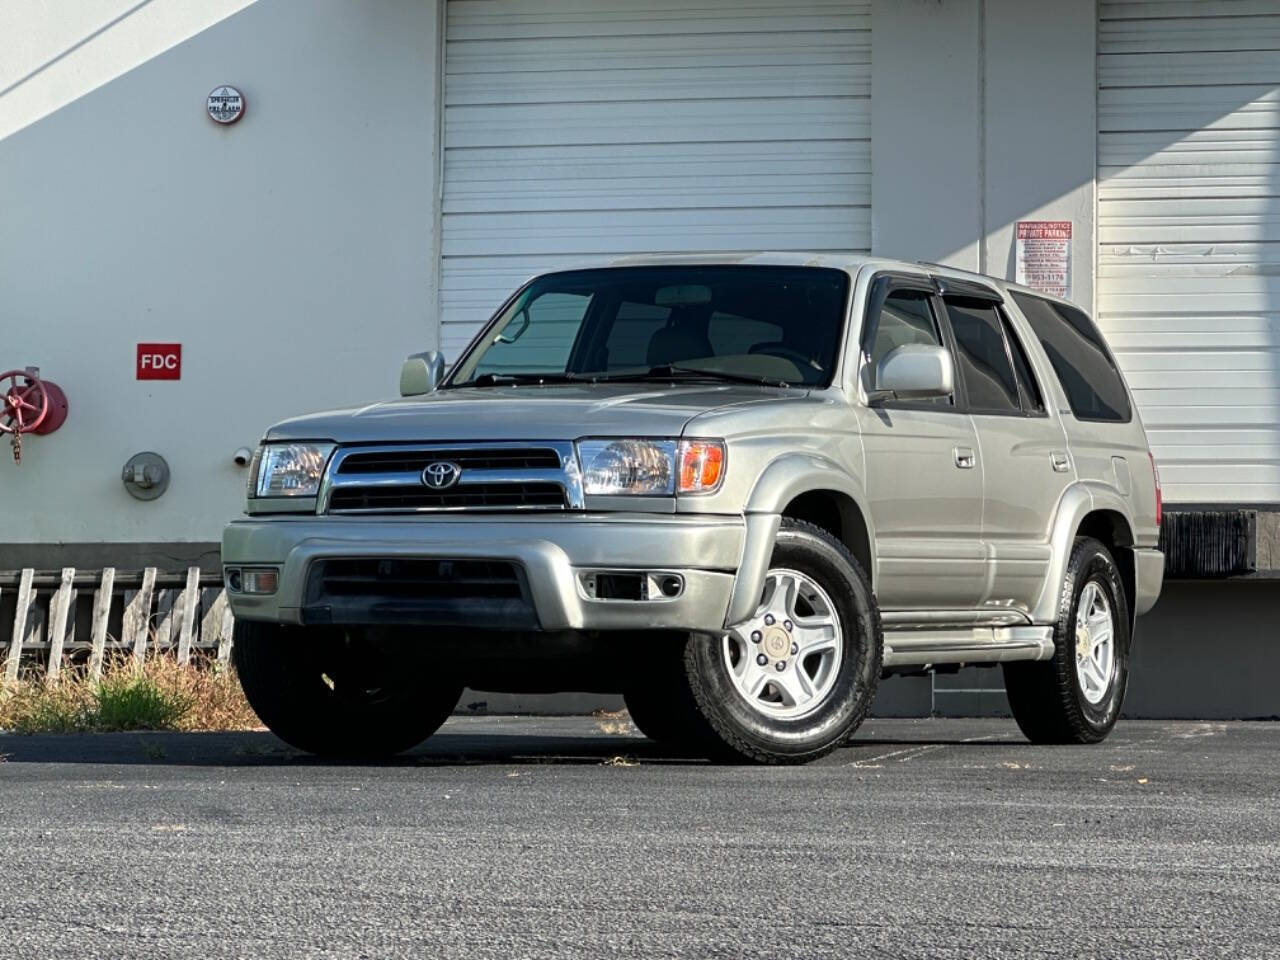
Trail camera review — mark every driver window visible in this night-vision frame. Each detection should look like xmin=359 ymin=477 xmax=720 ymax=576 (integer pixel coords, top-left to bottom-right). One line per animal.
xmin=866 ymin=288 xmax=951 ymax=405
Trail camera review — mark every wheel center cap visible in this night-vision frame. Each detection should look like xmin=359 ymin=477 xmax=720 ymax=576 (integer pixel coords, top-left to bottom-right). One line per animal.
xmin=1075 ymin=625 xmax=1092 ymax=658
xmin=762 ymin=626 xmax=791 ymax=661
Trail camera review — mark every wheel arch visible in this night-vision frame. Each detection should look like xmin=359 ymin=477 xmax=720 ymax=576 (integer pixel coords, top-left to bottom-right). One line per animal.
xmin=777 ymin=489 xmax=873 ymax=582
xmin=1033 ymin=483 xmax=1139 ymax=629
xmin=726 ymin=456 xmax=875 ymax=627
xmin=1075 ymin=502 xmax=1137 ymax=631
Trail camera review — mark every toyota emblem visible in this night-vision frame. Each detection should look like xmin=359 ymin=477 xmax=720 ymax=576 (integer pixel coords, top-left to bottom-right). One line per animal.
xmin=422 ymin=461 xmax=462 ymax=489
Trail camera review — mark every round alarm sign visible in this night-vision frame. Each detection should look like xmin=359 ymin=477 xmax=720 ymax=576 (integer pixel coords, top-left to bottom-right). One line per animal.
xmin=206 ymin=86 xmax=245 ymax=125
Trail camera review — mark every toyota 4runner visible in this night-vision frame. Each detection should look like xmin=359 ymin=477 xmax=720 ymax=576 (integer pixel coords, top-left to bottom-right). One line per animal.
xmin=223 ymin=255 xmax=1164 ymax=764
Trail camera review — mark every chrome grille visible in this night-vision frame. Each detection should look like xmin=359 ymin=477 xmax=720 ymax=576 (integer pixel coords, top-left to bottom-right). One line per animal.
xmin=321 ymin=442 xmax=582 ymax=514
xmin=329 ymin=482 xmax=566 ymax=512
xmin=337 ymin=448 xmax=561 ymax=474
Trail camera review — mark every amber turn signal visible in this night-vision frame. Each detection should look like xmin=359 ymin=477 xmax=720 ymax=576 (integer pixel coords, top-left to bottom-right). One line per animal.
xmin=678 ymin=440 xmax=725 ymax=494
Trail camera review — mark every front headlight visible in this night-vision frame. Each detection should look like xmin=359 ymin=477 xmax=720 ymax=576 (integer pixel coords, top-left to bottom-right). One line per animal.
xmin=578 ymin=439 xmax=675 ymax=495
xmin=252 ymin=442 xmax=335 ymax=498
xmin=576 ymin=438 xmax=725 ymax=496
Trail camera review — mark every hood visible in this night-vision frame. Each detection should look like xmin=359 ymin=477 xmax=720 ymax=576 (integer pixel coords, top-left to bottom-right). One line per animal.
xmin=264 ymin=383 xmax=808 ymax=443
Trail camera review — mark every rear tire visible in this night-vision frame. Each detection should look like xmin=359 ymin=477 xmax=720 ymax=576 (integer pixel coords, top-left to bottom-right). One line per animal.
xmin=1003 ymin=537 xmax=1131 ymax=744
xmin=683 ymin=518 xmax=882 ymax=764
xmin=232 ymin=620 xmax=461 ymax=757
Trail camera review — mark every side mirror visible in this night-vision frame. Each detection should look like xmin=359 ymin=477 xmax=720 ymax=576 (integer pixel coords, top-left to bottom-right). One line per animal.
xmin=400 ymin=350 xmax=446 ymax=397
xmin=870 ymin=344 xmax=953 ymax=403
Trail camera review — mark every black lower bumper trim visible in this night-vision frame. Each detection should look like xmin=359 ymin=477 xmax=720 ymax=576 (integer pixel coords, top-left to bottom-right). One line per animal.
xmin=300 ymin=597 xmax=539 ymax=630
xmin=302 ymin=558 xmax=540 ymax=630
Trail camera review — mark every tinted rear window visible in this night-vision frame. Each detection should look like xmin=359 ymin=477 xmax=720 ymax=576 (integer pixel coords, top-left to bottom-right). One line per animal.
xmin=1011 ymin=292 xmax=1132 ymax=423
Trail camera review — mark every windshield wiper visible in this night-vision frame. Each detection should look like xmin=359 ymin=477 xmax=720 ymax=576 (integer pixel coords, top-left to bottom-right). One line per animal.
xmin=458 ymin=366 xmax=795 ymax=389
xmin=456 ymin=372 xmax=581 ymax=388
xmin=597 ymin=364 xmax=792 ymax=388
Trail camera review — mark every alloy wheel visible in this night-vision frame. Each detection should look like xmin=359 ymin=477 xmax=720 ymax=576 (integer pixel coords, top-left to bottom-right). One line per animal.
xmin=1074 ymin=580 xmax=1115 ymax=705
xmin=722 ymin=568 xmax=843 ymax=720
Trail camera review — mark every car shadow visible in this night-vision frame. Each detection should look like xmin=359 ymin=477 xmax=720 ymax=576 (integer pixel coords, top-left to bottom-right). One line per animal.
xmin=0 ymin=729 xmax=697 ymax=767
xmin=0 ymin=722 xmax=1028 ymax=768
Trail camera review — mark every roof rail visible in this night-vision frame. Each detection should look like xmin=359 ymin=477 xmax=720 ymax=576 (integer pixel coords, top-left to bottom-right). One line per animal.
xmin=915 ymin=260 xmax=993 ymax=281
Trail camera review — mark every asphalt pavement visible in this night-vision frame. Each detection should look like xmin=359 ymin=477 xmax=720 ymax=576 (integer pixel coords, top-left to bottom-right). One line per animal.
xmin=1 ymin=716 xmax=1277 ymax=959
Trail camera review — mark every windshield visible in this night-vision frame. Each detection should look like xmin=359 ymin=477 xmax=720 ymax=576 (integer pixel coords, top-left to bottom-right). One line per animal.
xmin=448 ymin=265 xmax=850 ymax=388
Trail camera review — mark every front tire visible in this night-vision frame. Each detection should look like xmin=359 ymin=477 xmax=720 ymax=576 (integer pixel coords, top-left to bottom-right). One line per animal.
xmin=683 ymin=518 xmax=882 ymax=764
xmin=232 ymin=621 xmax=462 ymax=757
xmin=1003 ymin=537 xmax=1131 ymax=744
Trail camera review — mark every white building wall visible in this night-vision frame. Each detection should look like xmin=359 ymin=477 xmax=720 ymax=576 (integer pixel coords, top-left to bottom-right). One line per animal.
xmin=983 ymin=0 xmax=1096 ymax=313
xmin=0 ymin=0 xmax=442 ymax=547
xmin=872 ymin=0 xmax=1096 ymax=311
xmin=438 ymin=0 xmax=874 ymax=355
xmin=871 ymin=0 xmax=983 ymax=269
xmin=1097 ymin=0 xmax=1280 ymax=505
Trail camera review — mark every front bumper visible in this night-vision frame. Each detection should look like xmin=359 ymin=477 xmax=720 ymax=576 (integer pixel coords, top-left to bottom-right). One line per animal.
xmin=1133 ymin=547 xmax=1164 ymax=617
xmin=221 ymin=513 xmax=747 ymax=633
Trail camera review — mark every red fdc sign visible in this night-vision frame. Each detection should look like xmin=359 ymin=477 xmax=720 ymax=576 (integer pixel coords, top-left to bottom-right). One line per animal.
xmin=137 ymin=343 xmax=182 ymax=380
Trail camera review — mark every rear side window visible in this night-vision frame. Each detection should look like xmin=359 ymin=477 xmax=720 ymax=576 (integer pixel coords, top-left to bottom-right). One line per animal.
xmin=1012 ymin=292 xmax=1132 ymax=423
xmin=944 ymin=297 xmax=1021 ymax=414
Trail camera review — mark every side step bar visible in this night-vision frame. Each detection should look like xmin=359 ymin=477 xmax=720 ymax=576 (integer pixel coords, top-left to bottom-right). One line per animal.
xmin=882 ymin=626 xmax=1055 ymax=668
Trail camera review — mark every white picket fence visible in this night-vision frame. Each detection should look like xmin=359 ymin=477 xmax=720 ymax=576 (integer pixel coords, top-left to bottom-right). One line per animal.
xmin=0 ymin=567 xmax=234 ymax=682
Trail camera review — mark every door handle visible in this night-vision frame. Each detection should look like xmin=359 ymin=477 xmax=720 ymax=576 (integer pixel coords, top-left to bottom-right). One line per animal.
xmin=953 ymin=446 xmax=976 ymax=469
xmin=1051 ymin=451 xmax=1071 ymax=473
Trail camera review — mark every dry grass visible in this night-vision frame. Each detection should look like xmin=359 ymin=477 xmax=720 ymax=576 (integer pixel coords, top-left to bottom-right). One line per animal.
xmin=0 ymin=656 xmax=260 ymax=734
xmin=592 ymin=708 xmax=635 ymax=737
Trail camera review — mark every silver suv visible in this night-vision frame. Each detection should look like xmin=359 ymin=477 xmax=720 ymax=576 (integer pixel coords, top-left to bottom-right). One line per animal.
xmin=223 ymin=255 xmax=1164 ymax=764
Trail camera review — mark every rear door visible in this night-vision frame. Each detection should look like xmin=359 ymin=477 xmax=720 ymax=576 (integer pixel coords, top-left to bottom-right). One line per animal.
xmin=939 ymin=288 xmax=1074 ymax=614
xmin=856 ymin=275 xmax=986 ymax=612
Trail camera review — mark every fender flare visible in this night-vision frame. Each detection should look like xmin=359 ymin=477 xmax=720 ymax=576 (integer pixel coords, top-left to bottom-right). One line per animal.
xmin=1032 ymin=482 xmax=1137 ymax=626
xmin=724 ymin=454 xmax=876 ymax=627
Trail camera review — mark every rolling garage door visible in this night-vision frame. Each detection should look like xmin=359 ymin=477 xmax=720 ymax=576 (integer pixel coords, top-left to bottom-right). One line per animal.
xmin=439 ymin=0 xmax=872 ymax=353
xmin=1098 ymin=0 xmax=1280 ymax=504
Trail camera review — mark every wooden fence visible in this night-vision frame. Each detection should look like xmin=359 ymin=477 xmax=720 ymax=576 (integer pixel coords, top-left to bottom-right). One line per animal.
xmin=0 ymin=567 xmax=235 ymax=683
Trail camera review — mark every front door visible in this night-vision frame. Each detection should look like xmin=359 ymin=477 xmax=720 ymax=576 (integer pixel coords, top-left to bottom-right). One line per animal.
xmin=856 ymin=278 xmax=985 ymax=612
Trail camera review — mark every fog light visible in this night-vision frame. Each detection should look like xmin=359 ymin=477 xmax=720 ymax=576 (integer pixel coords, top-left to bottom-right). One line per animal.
xmin=241 ymin=567 xmax=279 ymax=595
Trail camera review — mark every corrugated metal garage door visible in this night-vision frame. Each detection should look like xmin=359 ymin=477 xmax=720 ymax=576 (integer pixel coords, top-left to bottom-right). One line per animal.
xmin=439 ymin=0 xmax=871 ymax=353
xmin=1098 ymin=0 xmax=1280 ymax=505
